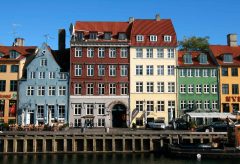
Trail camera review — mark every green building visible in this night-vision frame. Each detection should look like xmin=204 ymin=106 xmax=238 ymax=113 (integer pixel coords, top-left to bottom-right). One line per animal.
xmin=177 ymin=51 xmax=219 ymax=125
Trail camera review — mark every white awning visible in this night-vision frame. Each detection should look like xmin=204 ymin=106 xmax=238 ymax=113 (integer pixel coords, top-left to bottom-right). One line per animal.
xmin=186 ymin=112 xmax=236 ymax=119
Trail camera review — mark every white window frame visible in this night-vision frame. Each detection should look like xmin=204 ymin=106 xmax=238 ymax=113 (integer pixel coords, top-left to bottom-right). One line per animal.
xmin=58 ymin=86 xmax=66 ymax=96
xmin=26 ymin=86 xmax=34 ymax=96
xmin=75 ymin=47 xmax=82 ymax=57
xmin=157 ymin=101 xmax=164 ymax=111
xmin=74 ymin=83 xmax=82 ymax=95
xmin=109 ymin=83 xmax=116 ymax=95
xmin=87 ymin=48 xmax=94 ymax=58
xmin=136 ymin=65 xmax=143 ymax=75
xmin=188 ymin=84 xmax=194 ymax=94
xmin=211 ymin=84 xmax=217 ymax=94
xmin=150 ymin=35 xmax=157 ymax=42
xmin=157 ymin=65 xmax=164 ymax=75
xmin=109 ymin=65 xmax=116 ymax=76
xmin=167 ymin=65 xmax=175 ymax=75
xmin=39 ymin=72 xmax=45 ymax=79
xmin=203 ymin=84 xmax=209 ymax=94
xmin=136 ymin=82 xmax=143 ymax=93
xmin=136 ymin=101 xmax=143 ymax=111
xmin=136 ymin=35 xmax=144 ymax=42
xmin=136 ymin=48 xmax=143 ymax=58
xmin=120 ymin=65 xmax=128 ymax=76
xmin=146 ymin=48 xmax=153 ymax=58
xmin=157 ymin=48 xmax=164 ymax=58
xmin=146 ymin=82 xmax=154 ymax=93
xmin=196 ymin=85 xmax=202 ymax=94
xmin=48 ymin=86 xmax=56 ymax=96
xmin=98 ymin=83 xmax=105 ymax=95
xmin=146 ymin=65 xmax=154 ymax=75
xmin=98 ymin=48 xmax=105 ymax=58
xmin=180 ymin=84 xmax=186 ymax=94
xmin=98 ymin=104 xmax=105 ymax=115
xmin=109 ymin=48 xmax=116 ymax=58
xmin=168 ymin=82 xmax=175 ymax=93
xmin=49 ymin=72 xmax=55 ymax=79
xmin=167 ymin=48 xmax=174 ymax=58
xmin=98 ymin=65 xmax=105 ymax=76
xmin=74 ymin=104 xmax=82 ymax=115
xmin=157 ymin=82 xmax=164 ymax=93
xmin=121 ymin=83 xmax=128 ymax=95
xmin=87 ymin=65 xmax=94 ymax=76
xmin=195 ymin=69 xmax=200 ymax=77
xmin=37 ymin=86 xmax=45 ymax=96
xmin=40 ymin=59 xmax=47 ymax=66
xmin=74 ymin=65 xmax=82 ymax=76
xmin=120 ymin=48 xmax=128 ymax=58
xmin=87 ymin=83 xmax=94 ymax=95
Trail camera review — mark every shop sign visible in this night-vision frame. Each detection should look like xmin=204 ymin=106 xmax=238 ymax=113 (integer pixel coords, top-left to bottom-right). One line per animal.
xmin=0 ymin=94 xmax=11 ymax=99
xmin=225 ymin=96 xmax=240 ymax=102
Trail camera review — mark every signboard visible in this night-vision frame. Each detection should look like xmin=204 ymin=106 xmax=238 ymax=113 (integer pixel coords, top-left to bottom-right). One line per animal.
xmin=225 ymin=96 xmax=240 ymax=102
xmin=131 ymin=108 xmax=139 ymax=121
xmin=0 ymin=94 xmax=11 ymax=99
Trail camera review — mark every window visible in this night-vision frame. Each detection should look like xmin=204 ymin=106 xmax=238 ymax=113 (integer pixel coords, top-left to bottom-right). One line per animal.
xmin=164 ymin=35 xmax=171 ymax=42
xmin=0 ymin=65 xmax=6 ymax=72
xmin=87 ymin=83 xmax=94 ymax=95
xmin=118 ymin=33 xmax=126 ymax=40
xmin=167 ymin=65 xmax=175 ymax=75
xmin=74 ymin=104 xmax=81 ymax=115
xmin=183 ymin=54 xmax=193 ymax=64
xmin=223 ymin=54 xmax=233 ymax=63
xmin=232 ymin=84 xmax=239 ymax=94
xmin=186 ymin=69 xmax=192 ymax=77
xmin=180 ymin=85 xmax=186 ymax=93
xmin=87 ymin=65 xmax=94 ymax=76
xmin=203 ymin=84 xmax=209 ymax=94
xmin=89 ymin=32 xmax=97 ymax=40
xmin=211 ymin=85 xmax=217 ymax=94
xmin=98 ymin=104 xmax=105 ymax=115
xmin=188 ymin=84 xmax=194 ymax=94
xmin=120 ymin=65 xmax=128 ymax=76
xmin=98 ymin=119 xmax=105 ymax=127
xmin=222 ymin=84 xmax=229 ymax=94
xmin=98 ymin=48 xmax=105 ymax=58
xmin=37 ymin=105 xmax=44 ymax=118
xmin=232 ymin=68 xmax=238 ymax=76
xmin=136 ymin=65 xmax=143 ymax=75
xmin=211 ymin=69 xmax=217 ymax=77
xmin=74 ymin=83 xmax=82 ymax=95
xmin=49 ymin=72 xmax=55 ymax=79
xmin=98 ymin=83 xmax=105 ymax=95
xmin=150 ymin=35 xmax=157 ymax=42
xmin=30 ymin=72 xmax=36 ymax=79
xmin=180 ymin=100 xmax=186 ymax=109
xmin=188 ymin=101 xmax=194 ymax=109
xmin=98 ymin=65 xmax=105 ymax=76
xmin=87 ymin=48 xmax=94 ymax=58
xmin=49 ymin=105 xmax=55 ymax=118
xmin=76 ymin=32 xmax=84 ymax=41
xmin=109 ymin=48 xmax=116 ymax=58
xmin=39 ymin=72 xmax=45 ymax=79
xmin=59 ymin=86 xmax=66 ymax=96
xmin=136 ymin=48 xmax=143 ymax=58
xmin=136 ymin=35 xmax=144 ymax=41
xmin=196 ymin=101 xmax=202 ymax=109
xmin=146 ymin=48 xmax=153 ymax=58
xmin=109 ymin=83 xmax=116 ymax=95
xmin=48 ymin=86 xmax=56 ymax=96
xmin=146 ymin=82 xmax=154 ymax=93
xmin=58 ymin=105 xmax=65 ymax=119
xmin=179 ymin=69 xmax=185 ymax=77
xmin=11 ymin=65 xmax=19 ymax=72
xmin=168 ymin=101 xmax=175 ymax=119
xmin=109 ymin=65 xmax=116 ymax=76
xmin=146 ymin=65 xmax=153 ymax=75
xmin=157 ymin=101 xmax=164 ymax=111
xmin=27 ymin=86 xmax=34 ymax=96
xmin=75 ymin=47 xmax=82 ymax=57
xmin=195 ymin=69 xmax=200 ymax=77
xmin=37 ymin=86 xmax=45 ymax=96
xmin=196 ymin=85 xmax=202 ymax=94
xmin=212 ymin=101 xmax=218 ymax=109
xmin=204 ymin=101 xmax=210 ymax=109
xmin=157 ymin=82 xmax=164 ymax=93
xmin=10 ymin=80 xmax=17 ymax=91
xmin=121 ymin=83 xmax=128 ymax=95
xmin=104 ymin=32 xmax=111 ymax=40
xmin=40 ymin=59 xmax=47 ymax=66
xmin=167 ymin=48 xmax=174 ymax=58
xmin=120 ymin=48 xmax=128 ymax=58
xmin=136 ymin=101 xmax=143 ymax=111
xmin=146 ymin=101 xmax=154 ymax=111
xmin=74 ymin=119 xmax=81 ymax=127
xmin=136 ymin=82 xmax=143 ymax=93
xmin=10 ymin=50 xmax=19 ymax=59
xmin=157 ymin=48 xmax=164 ymax=58
xmin=168 ymin=82 xmax=175 ymax=93
xmin=157 ymin=65 xmax=164 ymax=75
xmin=199 ymin=53 xmax=208 ymax=64
xmin=59 ymin=73 xmax=67 ymax=80
xmin=86 ymin=104 xmax=94 ymax=115
xmin=222 ymin=68 xmax=228 ymax=76
xmin=203 ymin=69 xmax=208 ymax=77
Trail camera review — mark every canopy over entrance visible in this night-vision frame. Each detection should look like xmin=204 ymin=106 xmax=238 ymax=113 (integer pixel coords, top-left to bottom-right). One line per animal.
xmin=185 ymin=112 xmax=236 ymax=119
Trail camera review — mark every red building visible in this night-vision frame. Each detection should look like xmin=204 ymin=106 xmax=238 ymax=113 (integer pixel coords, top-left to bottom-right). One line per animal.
xmin=69 ymin=21 xmax=131 ymax=128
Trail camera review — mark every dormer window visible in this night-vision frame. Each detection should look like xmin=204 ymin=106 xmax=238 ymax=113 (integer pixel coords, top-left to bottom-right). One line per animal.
xmin=104 ymin=32 xmax=112 ymax=40
xmin=223 ymin=54 xmax=233 ymax=63
xmin=150 ymin=35 xmax=157 ymax=42
xmin=0 ymin=52 xmax=4 ymax=58
xmin=199 ymin=53 xmax=208 ymax=64
xmin=76 ymin=32 xmax=84 ymax=41
xmin=89 ymin=32 xmax=97 ymax=40
xmin=10 ymin=50 xmax=20 ymax=59
xmin=164 ymin=35 xmax=172 ymax=42
xmin=136 ymin=35 xmax=144 ymax=42
xmin=183 ymin=54 xmax=193 ymax=64
xmin=118 ymin=33 xmax=126 ymax=40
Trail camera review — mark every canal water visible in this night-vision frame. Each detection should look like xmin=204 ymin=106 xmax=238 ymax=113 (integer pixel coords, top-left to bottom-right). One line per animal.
xmin=0 ymin=153 xmax=238 ymax=164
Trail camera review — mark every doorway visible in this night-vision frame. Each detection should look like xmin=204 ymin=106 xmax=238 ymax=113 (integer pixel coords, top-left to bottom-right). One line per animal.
xmin=112 ymin=104 xmax=127 ymax=128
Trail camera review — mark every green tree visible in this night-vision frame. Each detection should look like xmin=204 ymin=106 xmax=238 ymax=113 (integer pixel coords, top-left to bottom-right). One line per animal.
xmin=178 ymin=36 xmax=209 ymax=52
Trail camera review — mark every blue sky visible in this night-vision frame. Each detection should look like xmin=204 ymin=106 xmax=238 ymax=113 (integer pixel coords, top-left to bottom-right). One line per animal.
xmin=0 ymin=0 xmax=239 ymax=49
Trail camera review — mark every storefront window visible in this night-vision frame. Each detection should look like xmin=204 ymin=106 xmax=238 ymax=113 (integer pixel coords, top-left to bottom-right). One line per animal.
xmin=0 ymin=100 xmax=4 ymax=117
xmin=9 ymin=100 xmax=16 ymax=117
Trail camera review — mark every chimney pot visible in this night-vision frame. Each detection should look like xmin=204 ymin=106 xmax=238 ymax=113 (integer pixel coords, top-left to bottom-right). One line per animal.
xmin=13 ymin=38 xmax=24 ymax=46
xmin=129 ymin=17 xmax=134 ymax=23
xmin=227 ymin=34 xmax=237 ymax=47
xmin=58 ymin=29 xmax=66 ymax=51
xmin=156 ymin=14 xmax=160 ymax=21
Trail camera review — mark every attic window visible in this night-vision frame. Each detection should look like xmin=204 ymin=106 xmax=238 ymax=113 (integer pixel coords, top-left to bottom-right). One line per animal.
xmin=76 ymin=32 xmax=84 ymax=41
xmin=10 ymin=50 xmax=20 ymax=59
xmin=118 ymin=33 xmax=126 ymax=40
xmin=150 ymin=35 xmax=157 ymax=42
xmin=104 ymin=32 xmax=112 ymax=40
xmin=223 ymin=54 xmax=233 ymax=63
xmin=89 ymin=32 xmax=97 ymax=40
xmin=183 ymin=54 xmax=193 ymax=64
xmin=199 ymin=53 xmax=208 ymax=64
xmin=164 ymin=35 xmax=171 ymax=42
xmin=0 ymin=52 xmax=4 ymax=58
xmin=136 ymin=35 xmax=144 ymax=42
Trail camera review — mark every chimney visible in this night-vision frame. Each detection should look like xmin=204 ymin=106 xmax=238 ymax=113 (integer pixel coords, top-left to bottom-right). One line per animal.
xmin=58 ymin=29 xmax=66 ymax=51
xmin=129 ymin=17 xmax=134 ymax=23
xmin=227 ymin=34 xmax=237 ymax=47
xmin=155 ymin=14 xmax=160 ymax=21
xmin=13 ymin=38 xmax=24 ymax=46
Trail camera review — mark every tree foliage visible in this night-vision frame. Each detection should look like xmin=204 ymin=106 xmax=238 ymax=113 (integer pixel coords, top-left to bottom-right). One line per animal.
xmin=178 ymin=36 xmax=210 ymax=52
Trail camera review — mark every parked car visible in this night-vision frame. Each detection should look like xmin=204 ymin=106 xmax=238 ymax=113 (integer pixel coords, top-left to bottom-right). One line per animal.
xmin=196 ymin=121 xmax=232 ymax=132
xmin=168 ymin=118 xmax=190 ymax=130
xmin=147 ymin=120 xmax=166 ymax=129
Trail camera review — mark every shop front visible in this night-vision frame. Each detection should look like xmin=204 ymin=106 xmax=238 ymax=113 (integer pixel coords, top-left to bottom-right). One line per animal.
xmin=0 ymin=93 xmax=17 ymax=123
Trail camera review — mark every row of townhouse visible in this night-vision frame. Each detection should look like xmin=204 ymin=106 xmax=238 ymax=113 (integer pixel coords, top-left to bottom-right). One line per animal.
xmin=0 ymin=15 xmax=239 ymax=128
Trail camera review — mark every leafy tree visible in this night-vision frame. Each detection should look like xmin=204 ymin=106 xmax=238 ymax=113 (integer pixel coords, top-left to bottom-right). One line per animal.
xmin=178 ymin=36 xmax=209 ymax=52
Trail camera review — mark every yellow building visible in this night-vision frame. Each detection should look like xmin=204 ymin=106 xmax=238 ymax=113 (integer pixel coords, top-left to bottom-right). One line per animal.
xmin=129 ymin=16 xmax=177 ymax=127
xmin=210 ymin=34 xmax=240 ymax=113
xmin=0 ymin=39 xmax=36 ymax=123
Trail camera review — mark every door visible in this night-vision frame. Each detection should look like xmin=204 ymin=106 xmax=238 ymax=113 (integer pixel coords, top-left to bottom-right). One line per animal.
xmin=30 ymin=113 xmax=34 ymax=124
xmin=112 ymin=104 xmax=127 ymax=128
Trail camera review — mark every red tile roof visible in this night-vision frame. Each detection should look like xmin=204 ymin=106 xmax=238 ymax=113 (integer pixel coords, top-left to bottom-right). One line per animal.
xmin=130 ymin=19 xmax=177 ymax=47
xmin=209 ymin=45 xmax=240 ymax=66
xmin=0 ymin=46 xmax=36 ymax=61
xmin=178 ymin=51 xmax=217 ymax=67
